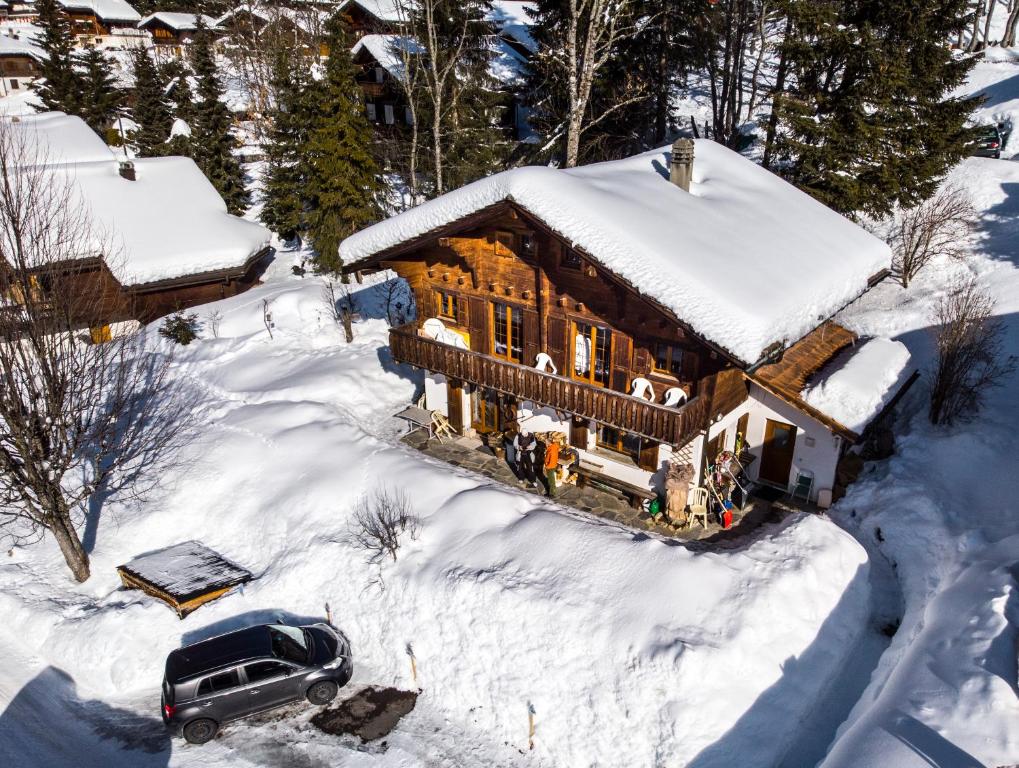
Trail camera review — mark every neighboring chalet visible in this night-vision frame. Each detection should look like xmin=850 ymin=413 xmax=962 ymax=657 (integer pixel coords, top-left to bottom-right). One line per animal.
xmin=56 ymin=0 xmax=146 ymax=49
xmin=215 ymin=4 xmax=327 ymax=59
xmin=351 ymin=33 xmax=415 ymax=129
xmin=337 ymin=0 xmax=401 ymax=38
xmin=341 ymin=140 xmax=917 ymax=505
xmin=2 ymin=113 xmax=272 ymax=335
xmin=0 ymin=29 xmax=43 ymax=96
xmin=1 ymin=2 xmax=40 ymax=22
xmin=138 ymin=12 xmax=215 ymax=60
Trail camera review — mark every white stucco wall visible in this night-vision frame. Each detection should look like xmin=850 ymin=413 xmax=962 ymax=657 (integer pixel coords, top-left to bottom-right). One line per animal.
xmin=705 ymin=383 xmax=842 ymax=502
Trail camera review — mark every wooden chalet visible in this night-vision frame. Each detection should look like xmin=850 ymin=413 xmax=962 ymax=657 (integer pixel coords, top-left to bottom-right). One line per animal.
xmin=337 ymin=0 xmax=402 ymax=39
xmin=2 ymin=113 xmax=272 ymax=338
xmin=138 ymin=12 xmax=215 ymax=59
xmin=342 ymin=139 xmax=916 ymax=505
xmin=215 ymin=4 xmax=327 ymax=59
xmin=56 ymin=0 xmax=146 ymax=49
xmin=351 ymin=34 xmax=414 ymax=129
xmin=0 ymin=31 xmax=44 ymax=96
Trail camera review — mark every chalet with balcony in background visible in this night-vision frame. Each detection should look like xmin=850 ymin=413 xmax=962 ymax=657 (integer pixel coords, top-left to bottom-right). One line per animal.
xmin=337 ymin=0 xmax=401 ymax=38
xmin=1 ymin=112 xmax=273 ymax=337
xmin=341 ymin=139 xmax=918 ymax=507
xmin=138 ymin=12 xmax=215 ymax=60
xmin=0 ymin=28 xmax=43 ymax=96
xmin=56 ymin=0 xmax=146 ymax=49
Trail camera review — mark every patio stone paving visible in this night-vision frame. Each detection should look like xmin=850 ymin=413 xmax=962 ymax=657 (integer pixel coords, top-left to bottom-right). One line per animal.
xmin=401 ymin=429 xmax=816 ymax=543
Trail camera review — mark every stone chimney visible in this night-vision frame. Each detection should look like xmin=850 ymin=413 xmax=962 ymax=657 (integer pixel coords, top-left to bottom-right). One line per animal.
xmin=670 ymin=138 xmax=695 ymax=192
xmin=118 ymin=160 xmax=136 ymax=181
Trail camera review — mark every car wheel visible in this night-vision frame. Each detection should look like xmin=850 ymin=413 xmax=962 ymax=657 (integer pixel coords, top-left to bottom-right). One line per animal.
xmin=183 ymin=718 xmax=218 ymax=745
xmin=306 ymin=680 xmax=338 ymax=705
xmin=995 ymin=152 xmax=1002 ymax=159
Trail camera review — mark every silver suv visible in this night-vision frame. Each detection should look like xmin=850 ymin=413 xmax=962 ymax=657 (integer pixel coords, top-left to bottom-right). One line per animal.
xmin=161 ymin=621 xmax=353 ymax=744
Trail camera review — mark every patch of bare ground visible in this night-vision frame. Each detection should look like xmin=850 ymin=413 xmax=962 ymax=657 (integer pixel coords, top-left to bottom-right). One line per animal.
xmin=311 ymin=686 xmax=419 ymax=742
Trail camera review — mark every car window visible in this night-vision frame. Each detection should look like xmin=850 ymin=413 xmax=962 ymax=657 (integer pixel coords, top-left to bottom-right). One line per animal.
xmin=197 ymin=669 xmax=241 ymax=696
xmin=269 ymin=626 xmax=309 ymax=664
xmin=245 ymin=661 xmax=291 ymax=683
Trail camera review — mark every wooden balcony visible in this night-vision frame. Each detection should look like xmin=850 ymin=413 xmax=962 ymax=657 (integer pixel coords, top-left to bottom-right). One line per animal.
xmin=389 ymin=324 xmax=723 ymax=448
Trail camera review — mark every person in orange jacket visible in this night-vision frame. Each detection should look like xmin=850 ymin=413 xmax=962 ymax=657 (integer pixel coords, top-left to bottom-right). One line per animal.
xmin=543 ymin=437 xmax=560 ymax=498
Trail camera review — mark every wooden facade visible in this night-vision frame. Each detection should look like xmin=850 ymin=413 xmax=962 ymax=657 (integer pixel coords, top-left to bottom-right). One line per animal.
xmin=355 ymin=201 xmax=750 ymax=449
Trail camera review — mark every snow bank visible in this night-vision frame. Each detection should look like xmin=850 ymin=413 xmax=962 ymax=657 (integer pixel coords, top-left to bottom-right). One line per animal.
xmin=802 ymin=338 xmax=913 ymax=434
xmin=5 ymin=112 xmax=270 ymax=286
xmin=0 ymin=276 xmax=873 ymax=767
xmin=340 ymin=141 xmax=891 ymax=364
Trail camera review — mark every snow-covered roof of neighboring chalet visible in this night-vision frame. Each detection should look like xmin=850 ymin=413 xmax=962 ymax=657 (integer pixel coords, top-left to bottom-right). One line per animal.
xmin=801 ymin=337 xmax=913 ymax=435
xmin=8 ymin=113 xmax=270 ymax=287
xmin=339 ymin=0 xmax=403 ymax=23
xmin=488 ymin=0 xmax=536 ymax=53
xmin=138 ymin=12 xmax=215 ymax=32
xmin=0 ymin=30 xmax=44 ymax=61
xmin=351 ymin=33 xmax=420 ymax=82
xmin=340 ymin=141 xmax=892 ymax=364
xmin=56 ymin=0 xmax=141 ymax=23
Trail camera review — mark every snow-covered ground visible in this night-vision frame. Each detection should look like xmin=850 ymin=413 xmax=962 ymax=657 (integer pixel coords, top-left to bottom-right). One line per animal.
xmin=2 ymin=43 xmax=1019 ymax=768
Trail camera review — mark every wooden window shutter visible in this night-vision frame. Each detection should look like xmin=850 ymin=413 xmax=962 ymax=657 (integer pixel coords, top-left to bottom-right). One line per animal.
xmin=634 ymin=344 xmax=653 ymax=376
xmin=570 ymin=416 xmax=588 ymax=449
xmin=682 ymin=348 xmax=698 ymax=382
xmin=546 ymin=314 xmax=567 ymax=374
xmin=611 ymin=335 xmax=632 ymax=392
xmin=638 ymin=440 xmax=660 ymax=472
xmin=467 ymin=296 xmax=486 ymax=353
xmin=455 ymin=295 xmax=469 ymax=328
xmin=522 ymin=308 xmax=539 ymax=368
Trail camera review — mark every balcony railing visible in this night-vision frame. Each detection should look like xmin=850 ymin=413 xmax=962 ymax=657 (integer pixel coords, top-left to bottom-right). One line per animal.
xmin=390 ymin=324 xmax=716 ymax=448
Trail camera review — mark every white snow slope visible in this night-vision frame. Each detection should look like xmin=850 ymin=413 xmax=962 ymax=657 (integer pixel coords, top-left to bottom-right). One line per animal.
xmin=0 ymin=267 xmax=872 ymax=767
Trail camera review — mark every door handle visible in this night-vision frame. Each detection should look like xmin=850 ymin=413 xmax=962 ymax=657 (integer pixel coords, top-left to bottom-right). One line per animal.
xmin=249 ymin=689 xmax=261 ymax=694
xmin=200 ymin=701 xmax=213 ymax=707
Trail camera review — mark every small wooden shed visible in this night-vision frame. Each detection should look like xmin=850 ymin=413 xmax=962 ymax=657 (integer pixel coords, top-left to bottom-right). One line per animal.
xmin=117 ymin=541 xmax=253 ymax=619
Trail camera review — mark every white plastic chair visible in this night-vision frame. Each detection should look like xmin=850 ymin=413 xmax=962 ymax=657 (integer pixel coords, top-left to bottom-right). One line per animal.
xmin=630 ymin=377 xmax=654 ymax=401
xmin=662 ymin=387 xmax=687 ymax=407
xmin=535 ymin=352 xmax=558 ymax=375
xmin=688 ymin=487 xmax=710 ymax=528
xmin=422 ymin=317 xmax=445 ymax=339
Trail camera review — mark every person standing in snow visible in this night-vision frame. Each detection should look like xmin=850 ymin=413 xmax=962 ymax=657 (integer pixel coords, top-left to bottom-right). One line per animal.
xmin=504 ymin=427 xmax=519 ymax=478
xmin=543 ymin=437 xmax=560 ymax=498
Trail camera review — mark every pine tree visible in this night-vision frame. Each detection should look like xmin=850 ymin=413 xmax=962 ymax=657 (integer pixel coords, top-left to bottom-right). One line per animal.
xmin=76 ymin=45 xmax=123 ymax=136
xmin=33 ymin=0 xmax=81 ymax=114
xmin=777 ymin=0 xmax=980 ymax=217
xmin=188 ymin=18 xmax=249 ymax=215
xmin=131 ymin=48 xmax=173 ymax=156
xmin=304 ymin=15 xmax=381 ymax=273
xmin=260 ymin=47 xmax=312 ymax=242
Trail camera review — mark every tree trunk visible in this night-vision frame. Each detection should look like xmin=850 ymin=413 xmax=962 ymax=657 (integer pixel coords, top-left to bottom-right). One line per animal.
xmin=967 ymin=1 xmax=986 ymax=51
xmin=763 ymin=14 xmax=793 ymax=170
xmin=51 ymin=509 xmax=90 ymax=583
xmin=1004 ymin=3 xmax=1019 ymax=46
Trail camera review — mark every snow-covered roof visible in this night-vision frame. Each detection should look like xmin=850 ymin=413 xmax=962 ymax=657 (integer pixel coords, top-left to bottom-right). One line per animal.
xmin=56 ymin=0 xmax=141 ymax=23
xmin=215 ymin=3 xmax=327 ymax=35
xmin=801 ymin=337 xmax=913 ymax=434
xmin=0 ymin=29 xmax=44 ymax=61
xmin=340 ymin=0 xmax=404 ymax=23
xmin=138 ymin=12 xmax=215 ymax=32
xmin=7 ymin=113 xmax=270 ymax=287
xmin=488 ymin=0 xmax=536 ymax=53
xmin=341 ymin=141 xmax=892 ymax=364
xmin=351 ymin=33 xmax=420 ymax=82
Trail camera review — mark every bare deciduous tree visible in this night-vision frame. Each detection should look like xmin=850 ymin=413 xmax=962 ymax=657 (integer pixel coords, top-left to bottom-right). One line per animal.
xmin=929 ymin=280 xmax=1016 ymax=425
xmin=347 ymin=486 xmax=419 ymax=564
xmin=323 ymin=280 xmax=356 ymax=342
xmin=889 ymin=186 xmax=977 ymax=288
xmin=0 ymin=122 xmax=192 ymax=582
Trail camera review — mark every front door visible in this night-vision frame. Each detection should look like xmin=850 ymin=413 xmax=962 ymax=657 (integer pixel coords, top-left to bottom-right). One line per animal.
xmin=241 ymin=660 xmax=302 ymax=714
xmin=759 ymin=419 xmax=796 ymax=487
xmin=471 ymin=387 xmax=501 ymax=434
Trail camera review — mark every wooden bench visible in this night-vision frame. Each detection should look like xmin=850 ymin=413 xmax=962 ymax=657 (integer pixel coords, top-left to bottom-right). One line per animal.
xmin=573 ymin=464 xmax=657 ymax=509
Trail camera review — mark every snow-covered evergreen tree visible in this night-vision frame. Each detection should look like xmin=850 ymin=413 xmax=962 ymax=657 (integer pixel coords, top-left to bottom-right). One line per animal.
xmin=130 ymin=49 xmax=173 ymax=157
xmin=188 ymin=18 xmax=249 ymax=215
xmin=75 ymin=46 xmax=123 ymax=136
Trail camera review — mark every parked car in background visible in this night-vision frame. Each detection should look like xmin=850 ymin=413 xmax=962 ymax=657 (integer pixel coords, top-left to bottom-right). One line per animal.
xmin=161 ymin=621 xmax=353 ymax=744
xmin=971 ymin=123 xmax=1006 ymax=159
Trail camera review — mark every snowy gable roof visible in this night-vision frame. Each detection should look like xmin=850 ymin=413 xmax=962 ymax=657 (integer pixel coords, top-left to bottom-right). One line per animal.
xmin=8 ymin=113 xmax=270 ymax=287
xmin=351 ymin=33 xmax=420 ymax=81
xmin=138 ymin=12 xmax=215 ymax=32
xmin=487 ymin=0 xmax=536 ymax=53
xmin=340 ymin=0 xmax=403 ymax=23
xmin=0 ymin=30 xmax=45 ymax=61
xmin=56 ymin=0 xmax=141 ymax=23
xmin=340 ymin=141 xmax=892 ymax=364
